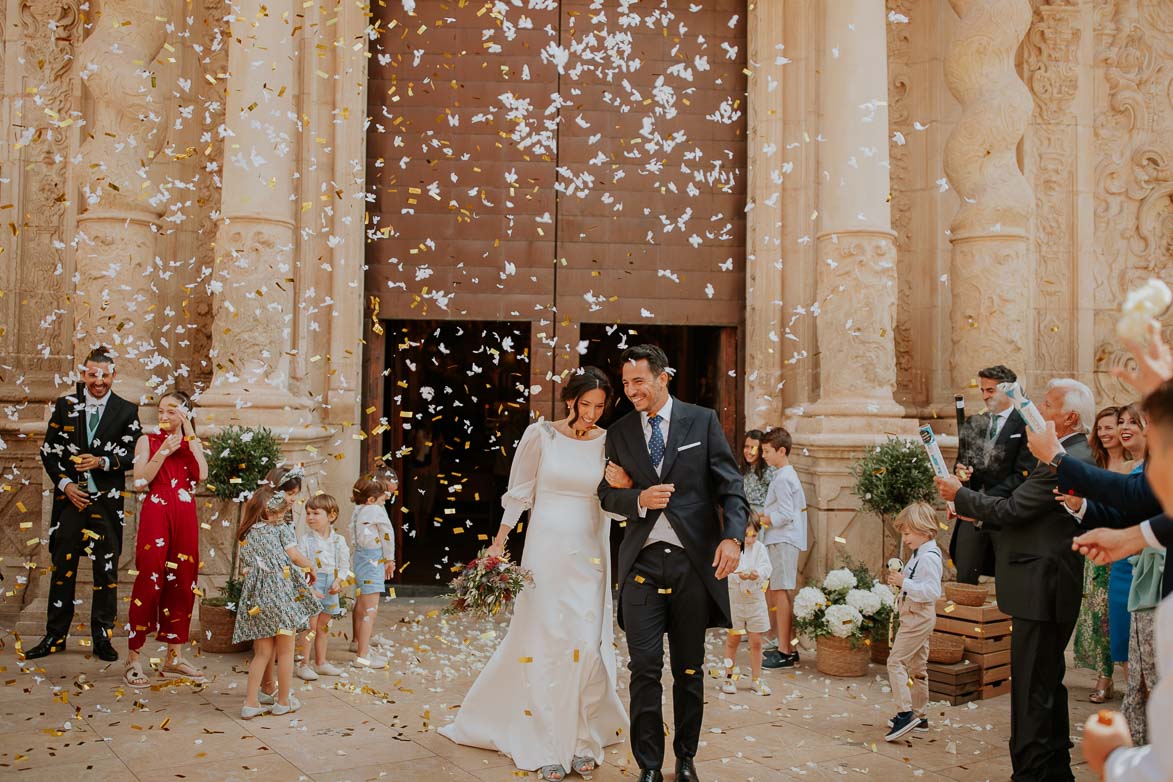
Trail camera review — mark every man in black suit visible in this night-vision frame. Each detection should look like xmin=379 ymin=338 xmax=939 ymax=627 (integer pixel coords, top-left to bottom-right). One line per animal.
xmin=28 ymin=347 xmax=141 ymax=662
xmin=598 ymin=344 xmax=750 ymax=782
xmin=937 ymin=378 xmax=1096 ymax=782
xmin=950 ymin=365 xmax=1034 ymax=583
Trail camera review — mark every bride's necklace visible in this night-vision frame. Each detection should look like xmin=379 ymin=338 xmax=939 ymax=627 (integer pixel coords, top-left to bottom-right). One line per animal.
xmin=573 ymin=423 xmax=596 ymax=438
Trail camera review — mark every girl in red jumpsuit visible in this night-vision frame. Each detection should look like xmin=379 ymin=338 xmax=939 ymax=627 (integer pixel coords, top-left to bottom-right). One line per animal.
xmin=123 ymin=390 xmax=208 ymax=687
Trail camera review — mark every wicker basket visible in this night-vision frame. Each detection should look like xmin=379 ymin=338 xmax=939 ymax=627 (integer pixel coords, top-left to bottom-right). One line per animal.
xmin=816 ymin=635 xmax=870 ymax=677
xmin=943 ymin=582 xmax=989 ymax=607
xmin=869 ymin=639 xmax=891 ymax=665
xmin=198 ymin=602 xmax=252 ymax=654
xmin=928 ymin=632 xmax=965 ymax=664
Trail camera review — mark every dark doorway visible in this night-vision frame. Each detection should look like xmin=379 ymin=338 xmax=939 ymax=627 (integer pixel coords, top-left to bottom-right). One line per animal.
xmin=579 ymin=323 xmax=736 ymax=433
xmin=380 ymin=320 xmax=533 ymax=586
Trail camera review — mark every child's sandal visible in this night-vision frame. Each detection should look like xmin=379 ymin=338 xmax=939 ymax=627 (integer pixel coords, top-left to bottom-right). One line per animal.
xmin=123 ymin=660 xmax=150 ymax=689
xmin=539 ymin=765 xmax=566 ymax=781
xmin=161 ymin=657 xmax=209 ymax=684
xmin=571 ymin=756 xmax=596 ymax=779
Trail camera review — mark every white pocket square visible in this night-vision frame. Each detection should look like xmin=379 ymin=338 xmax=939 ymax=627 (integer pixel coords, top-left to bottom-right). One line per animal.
xmin=677 ymin=441 xmax=702 ymax=452
xmin=1010 ymin=433 xmax=1022 ymax=439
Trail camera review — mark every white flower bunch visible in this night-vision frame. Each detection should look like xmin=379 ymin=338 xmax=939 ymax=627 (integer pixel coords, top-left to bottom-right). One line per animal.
xmin=824 ymin=604 xmax=864 ymax=638
xmin=846 ymin=588 xmax=882 ymax=617
xmin=793 ymin=586 xmax=827 ymax=620
xmin=1117 ymin=278 xmax=1171 ymax=342
xmin=822 ymin=567 xmax=857 ymax=592
xmin=871 ymin=580 xmax=896 ymax=609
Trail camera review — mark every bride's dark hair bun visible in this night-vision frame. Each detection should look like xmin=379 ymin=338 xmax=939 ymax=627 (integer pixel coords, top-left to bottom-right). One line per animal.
xmin=562 ymin=366 xmax=613 ymax=427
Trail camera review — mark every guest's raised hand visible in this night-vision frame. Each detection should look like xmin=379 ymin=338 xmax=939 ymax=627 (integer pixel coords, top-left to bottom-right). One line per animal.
xmin=1081 ymin=711 xmax=1131 ymax=777
xmin=1052 ymin=488 xmax=1084 ymax=512
xmin=160 ymin=432 xmax=184 ymax=456
xmin=934 ymin=474 xmax=962 ymax=502
xmin=955 ymin=464 xmax=973 ymax=483
xmin=1026 ymin=421 xmax=1063 ymax=465
xmin=1072 ymin=526 xmax=1146 ymax=565
xmin=73 ymin=453 xmax=103 ymax=472
xmin=1112 ymin=320 xmax=1172 ymax=397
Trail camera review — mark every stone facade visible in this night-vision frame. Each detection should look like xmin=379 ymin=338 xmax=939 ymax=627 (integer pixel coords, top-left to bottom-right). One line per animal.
xmin=0 ymin=1 xmax=1169 ymax=626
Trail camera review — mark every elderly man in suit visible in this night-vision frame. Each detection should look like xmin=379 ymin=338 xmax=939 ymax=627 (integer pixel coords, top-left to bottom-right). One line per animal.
xmin=951 ymin=365 xmax=1035 ymax=583
xmin=598 ymin=344 xmax=750 ymax=782
xmin=937 ymin=378 xmax=1096 ymax=782
xmin=28 ymin=348 xmax=141 ymax=662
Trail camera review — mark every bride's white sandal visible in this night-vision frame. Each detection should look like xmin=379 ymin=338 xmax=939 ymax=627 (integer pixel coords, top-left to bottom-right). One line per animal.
xmin=539 ymin=764 xmax=566 ymax=781
xmin=571 ymin=756 xmax=596 ymax=780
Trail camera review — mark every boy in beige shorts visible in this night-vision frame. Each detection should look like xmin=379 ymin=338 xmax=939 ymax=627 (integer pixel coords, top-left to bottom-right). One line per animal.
xmin=884 ymin=502 xmax=943 ymax=741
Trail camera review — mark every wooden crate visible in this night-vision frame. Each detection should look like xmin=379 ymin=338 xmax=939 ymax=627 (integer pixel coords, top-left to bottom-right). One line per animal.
xmin=928 ymin=660 xmax=982 ymax=706
xmin=931 ymin=597 xmax=1012 ymax=701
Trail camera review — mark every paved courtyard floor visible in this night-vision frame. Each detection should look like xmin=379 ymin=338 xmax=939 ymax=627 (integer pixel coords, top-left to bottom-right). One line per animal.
xmin=1 ymin=598 xmax=1103 ymax=781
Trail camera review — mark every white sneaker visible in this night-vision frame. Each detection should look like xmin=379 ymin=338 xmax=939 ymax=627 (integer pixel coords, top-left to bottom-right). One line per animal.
xmin=352 ymin=653 xmax=388 ymax=669
xmin=270 ymin=695 xmax=301 ymax=715
xmin=295 ymin=664 xmax=319 ymax=681
xmin=721 ymin=678 xmax=737 ymax=695
xmin=314 ymin=661 xmax=344 ymax=676
xmin=751 ymin=679 xmax=772 ymax=697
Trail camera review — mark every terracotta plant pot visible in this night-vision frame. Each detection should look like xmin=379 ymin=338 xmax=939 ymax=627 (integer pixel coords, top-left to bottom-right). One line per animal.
xmin=816 ymin=635 xmax=870 ymax=677
xmin=198 ymin=602 xmax=252 ymax=654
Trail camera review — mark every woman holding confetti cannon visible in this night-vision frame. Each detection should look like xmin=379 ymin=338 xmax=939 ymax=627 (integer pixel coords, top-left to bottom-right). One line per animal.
xmin=123 ymin=390 xmax=208 ymax=688
xmin=439 ymin=367 xmax=629 ymax=782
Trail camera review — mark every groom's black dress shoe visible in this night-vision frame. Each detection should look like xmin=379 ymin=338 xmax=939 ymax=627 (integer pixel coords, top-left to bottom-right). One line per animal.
xmin=22 ymin=636 xmax=67 ymax=660
xmin=92 ymin=636 xmax=119 ymax=662
xmin=636 ymin=771 xmax=663 ymax=782
xmin=675 ymin=756 xmax=699 ymax=782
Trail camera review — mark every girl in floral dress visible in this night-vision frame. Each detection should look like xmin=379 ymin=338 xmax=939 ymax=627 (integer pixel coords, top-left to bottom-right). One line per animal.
xmin=234 ymin=481 xmax=318 ymax=719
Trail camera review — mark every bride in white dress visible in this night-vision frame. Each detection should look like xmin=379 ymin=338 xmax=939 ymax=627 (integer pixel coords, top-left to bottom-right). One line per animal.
xmin=439 ymin=367 xmax=630 ymax=781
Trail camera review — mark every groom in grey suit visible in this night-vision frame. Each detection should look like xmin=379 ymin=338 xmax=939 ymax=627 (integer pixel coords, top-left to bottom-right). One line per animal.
xmin=598 ymin=344 xmax=750 ymax=782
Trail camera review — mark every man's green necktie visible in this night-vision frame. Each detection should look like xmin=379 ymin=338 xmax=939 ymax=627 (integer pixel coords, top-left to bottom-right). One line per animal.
xmin=85 ymin=408 xmax=100 ymax=494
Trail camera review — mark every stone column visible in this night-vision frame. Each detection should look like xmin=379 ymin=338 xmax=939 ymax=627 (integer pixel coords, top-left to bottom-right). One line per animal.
xmin=743 ymin=0 xmax=786 ymax=428
xmin=198 ymin=0 xmax=306 ymax=421
xmin=944 ymin=0 xmax=1035 ymax=392
xmin=73 ymin=0 xmax=169 ymax=403
xmin=808 ymin=0 xmax=903 ymax=420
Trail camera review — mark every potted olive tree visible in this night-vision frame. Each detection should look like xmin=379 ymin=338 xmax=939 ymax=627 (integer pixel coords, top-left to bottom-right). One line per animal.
xmin=197 ymin=425 xmax=282 ymax=653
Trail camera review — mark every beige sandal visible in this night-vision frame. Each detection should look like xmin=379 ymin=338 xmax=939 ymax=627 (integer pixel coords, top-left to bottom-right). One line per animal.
xmin=161 ymin=657 xmax=209 ymax=684
xmin=123 ymin=660 xmax=150 ymax=689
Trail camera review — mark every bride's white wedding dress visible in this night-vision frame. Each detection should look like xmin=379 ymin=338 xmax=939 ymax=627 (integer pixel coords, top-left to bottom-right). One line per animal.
xmin=438 ymin=420 xmax=628 ymax=771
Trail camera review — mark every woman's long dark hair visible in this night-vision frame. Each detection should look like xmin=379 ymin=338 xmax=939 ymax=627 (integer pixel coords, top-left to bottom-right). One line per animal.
xmin=1089 ymin=406 xmax=1120 ymax=468
xmin=562 ymin=366 xmax=613 ymax=428
xmin=741 ymin=429 xmax=767 ymax=479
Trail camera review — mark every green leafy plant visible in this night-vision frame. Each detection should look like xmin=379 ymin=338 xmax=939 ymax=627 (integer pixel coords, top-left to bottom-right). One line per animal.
xmin=850 ymin=437 xmax=937 ymax=519
xmin=205 ymin=425 xmax=283 ymax=501
xmin=201 ymin=576 xmax=244 ymax=612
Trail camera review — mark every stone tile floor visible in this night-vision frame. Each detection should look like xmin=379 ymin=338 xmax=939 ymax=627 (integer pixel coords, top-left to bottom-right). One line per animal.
xmin=0 ymin=598 xmax=1103 ymax=781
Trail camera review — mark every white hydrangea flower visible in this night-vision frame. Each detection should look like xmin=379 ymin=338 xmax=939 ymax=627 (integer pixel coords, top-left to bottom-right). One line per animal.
xmin=824 ymin=604 xmax=864 ymax=638
xmin=793 ymin=586 xmax=827 ymax=620
xmin=846 ymin=588 xmax=882 ymax=617
xmin=871 ymin=580 xmax=896 ymax=608
xmin=822 ymin=567 xmax=857 ymax=592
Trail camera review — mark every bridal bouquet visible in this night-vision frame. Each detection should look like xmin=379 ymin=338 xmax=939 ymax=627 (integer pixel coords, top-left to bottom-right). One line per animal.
xmin=443 ymin=550 xmax=534 ymax=619
xmin=793 ymin=562 xmax=895 ymax=648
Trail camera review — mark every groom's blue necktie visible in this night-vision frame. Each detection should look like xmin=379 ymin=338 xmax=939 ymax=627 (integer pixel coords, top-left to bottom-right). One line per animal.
xmin=648 ymin=414 xmax=665 ymax=471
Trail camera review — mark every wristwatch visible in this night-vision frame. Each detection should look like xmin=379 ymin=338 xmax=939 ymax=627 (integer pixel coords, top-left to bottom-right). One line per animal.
xmin=1047 ymin=450 xmax=1066 ymax=469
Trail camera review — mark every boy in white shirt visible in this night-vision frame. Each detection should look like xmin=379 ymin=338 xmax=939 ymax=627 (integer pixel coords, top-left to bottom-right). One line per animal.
xmin=720 ymin=517 xmax=773 ymax=696
xmin=295 ymin=493 xmax=350 ymax=680
xmin=884 ymin=502 xmax=943 ymax=742
xmin=759 ymin=427 xmax=808 ymax=669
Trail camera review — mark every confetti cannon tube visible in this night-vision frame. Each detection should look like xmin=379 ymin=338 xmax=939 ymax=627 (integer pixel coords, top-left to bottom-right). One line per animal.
xmin=919 ymin=425 xmax=955 ymax=514
xmin=997 ymin=382 xmax=1047 ymax=434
